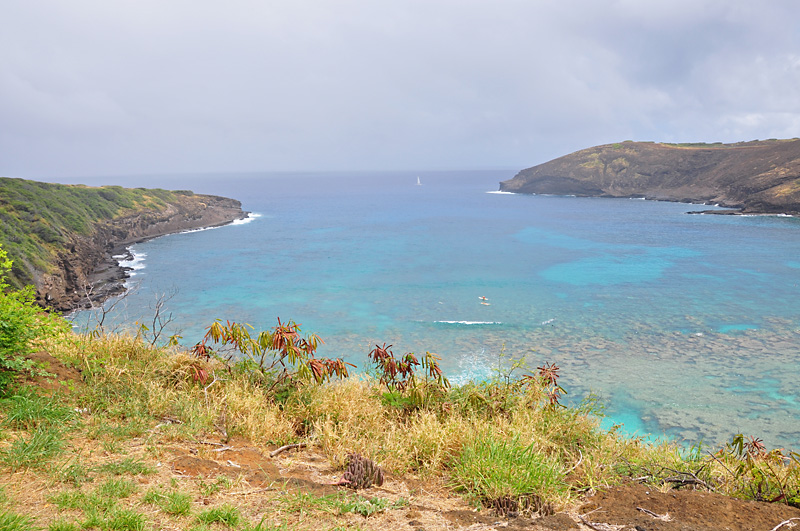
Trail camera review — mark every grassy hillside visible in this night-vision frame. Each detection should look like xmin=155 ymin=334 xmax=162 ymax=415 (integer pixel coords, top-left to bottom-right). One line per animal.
xmin=501 ymin=139 xmax=800 ymax=214
xmin=0 ymin=177 xmax=193 ymax=289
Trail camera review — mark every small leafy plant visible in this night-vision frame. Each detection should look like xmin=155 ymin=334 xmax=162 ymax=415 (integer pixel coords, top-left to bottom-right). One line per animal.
xmin=192 ymin=319 xmax=354 ymax=388
xmin=709 ymin=433 xmax=800 ymax=506
xmin=367 ymin=343 xmax=450 ymax=410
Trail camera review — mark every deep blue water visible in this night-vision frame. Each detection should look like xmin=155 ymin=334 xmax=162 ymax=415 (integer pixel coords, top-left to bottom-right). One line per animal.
xmin=69 ymin=171 xmax=800 ymax=450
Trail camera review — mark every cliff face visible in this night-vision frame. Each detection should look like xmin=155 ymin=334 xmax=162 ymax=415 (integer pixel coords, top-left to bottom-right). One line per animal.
xmin=500 ymin=139 xmax=800 ymax=215
xmin=35 ymin=194 xmax=246 ymax=312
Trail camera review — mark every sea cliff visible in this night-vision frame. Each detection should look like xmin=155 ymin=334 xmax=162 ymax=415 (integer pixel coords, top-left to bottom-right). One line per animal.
xmin=0 ymin=178 xmax=246 ymax=312
xmin=500 ymin=139 xmax=800 ymax=215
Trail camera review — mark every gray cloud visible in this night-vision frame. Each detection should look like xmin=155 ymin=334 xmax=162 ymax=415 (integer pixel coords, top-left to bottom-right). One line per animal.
xmin=1 ymin=0 xmax=799 ymax=178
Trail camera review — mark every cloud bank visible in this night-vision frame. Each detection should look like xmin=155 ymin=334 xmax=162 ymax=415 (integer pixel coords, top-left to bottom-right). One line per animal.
xmin=2 ymin=0 xmax=799 ymax=178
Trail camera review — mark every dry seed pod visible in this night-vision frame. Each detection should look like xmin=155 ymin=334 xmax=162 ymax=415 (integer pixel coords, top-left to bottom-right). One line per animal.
xmin=341 ymin=452 xmax=384 ymax=489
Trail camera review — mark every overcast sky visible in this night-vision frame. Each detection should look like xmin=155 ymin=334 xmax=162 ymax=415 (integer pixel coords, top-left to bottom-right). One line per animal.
xmin=2 ymin=0 xmax=799 ymax=179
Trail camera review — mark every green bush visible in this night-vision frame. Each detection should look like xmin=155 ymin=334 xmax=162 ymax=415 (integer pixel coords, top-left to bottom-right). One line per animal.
xmin=0 ymin=244 xmax=68 ymax=391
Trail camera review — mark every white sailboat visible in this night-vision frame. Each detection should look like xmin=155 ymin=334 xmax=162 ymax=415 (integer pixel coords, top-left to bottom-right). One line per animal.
xmin=416 ymin=176 xmax=422 ymax=186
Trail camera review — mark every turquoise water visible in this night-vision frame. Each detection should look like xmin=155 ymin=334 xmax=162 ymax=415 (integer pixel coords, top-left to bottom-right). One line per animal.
xmin=70 ymin=171 xmax=800 ymax=450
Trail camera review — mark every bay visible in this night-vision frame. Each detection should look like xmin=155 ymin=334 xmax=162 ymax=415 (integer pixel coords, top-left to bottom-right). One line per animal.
xmin=69 ymin=170 xmax=800 ymax=450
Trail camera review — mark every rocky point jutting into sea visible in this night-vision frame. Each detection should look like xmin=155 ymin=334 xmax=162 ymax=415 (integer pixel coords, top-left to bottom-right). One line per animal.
xmin=500 ymin=139 xmax=800 ymax=216
xmin=54 ymin=194 xmax=248 ymax=312
xmin=0 ymin=177 xmax=247 ymax=312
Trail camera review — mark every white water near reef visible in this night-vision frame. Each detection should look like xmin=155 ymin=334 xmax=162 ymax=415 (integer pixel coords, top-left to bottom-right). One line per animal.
xmin=69 ymin=170 xmax=800 ymax=451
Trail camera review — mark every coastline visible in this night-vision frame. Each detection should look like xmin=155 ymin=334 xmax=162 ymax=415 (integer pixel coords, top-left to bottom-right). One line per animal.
xmin=497 ymin=189 xmax=799 ymax=217
xmin=38 ymin=194 xmax=249 ymax=313
xmin=84 ymin=212 xmax=253 ymax=309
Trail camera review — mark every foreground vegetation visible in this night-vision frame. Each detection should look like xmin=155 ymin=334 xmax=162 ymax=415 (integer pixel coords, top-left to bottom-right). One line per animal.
xmin=1 ymin=246 xmax=799 ymax=529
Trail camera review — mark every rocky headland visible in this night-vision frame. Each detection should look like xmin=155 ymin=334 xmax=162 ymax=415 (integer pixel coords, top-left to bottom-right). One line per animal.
xmin=0 ymin=178 xmax=247 ymax=312
xmin=500 ymin=139 xmax=800 ymax=215
xmin=43 ymin=194 xmax=247 ymax=312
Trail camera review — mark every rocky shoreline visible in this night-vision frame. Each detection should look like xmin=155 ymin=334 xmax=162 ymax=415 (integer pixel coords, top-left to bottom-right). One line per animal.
xmin=37 ymin=194 xmax=248 ymax=313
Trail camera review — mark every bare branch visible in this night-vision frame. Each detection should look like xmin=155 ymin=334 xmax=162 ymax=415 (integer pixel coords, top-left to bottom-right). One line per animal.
xmin=771 ymin=518 xmax=800 ymax=531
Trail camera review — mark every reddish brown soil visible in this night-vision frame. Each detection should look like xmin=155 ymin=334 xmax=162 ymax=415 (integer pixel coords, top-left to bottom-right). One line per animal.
xmin=163 ymin=441 xmax=800 ymax=530
xmin=580 ymin=483 xmax=800 ymax=531
xmin=17 ymin=350 xmax=84 ymax=393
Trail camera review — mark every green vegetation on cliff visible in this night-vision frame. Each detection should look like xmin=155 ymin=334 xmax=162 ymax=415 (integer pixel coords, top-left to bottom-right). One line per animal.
xmin=501 ymin=139 xmax=800 ymax=215
xmin=0 ymin=177 xmax=244 ymax=311
xmin=0 ymin=177 xmax=192 ymax=289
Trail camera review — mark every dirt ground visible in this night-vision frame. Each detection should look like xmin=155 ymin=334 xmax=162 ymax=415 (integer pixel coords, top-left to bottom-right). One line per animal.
xmin=162 ymin=438 xmax=800 ymax=531
xmin=17 ymin=352 xmax=800 ymax=530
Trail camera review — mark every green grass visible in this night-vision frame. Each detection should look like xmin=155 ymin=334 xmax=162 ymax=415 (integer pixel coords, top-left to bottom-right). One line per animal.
xmin=96 ymin=478 xmax=138 ymax=500
xmin=196 ymin=504 xmax=241 ymax=527
xmin=1 ymin=390 xmax=76 ymax=430
xmin=1 ymin=425 xmax=65 ymax=471
xmin=102 ymin=508 xmax=148 ymax=531
xmin=339 ymin=496 xmax=406 ymax=517
xmin=449 ymin=434 xmax=568 ymax=514
xmin=198 ymin=476 xmax=232 ymax=497
xmin=97 ymin=457 xmax=155 ymax=476
xmin=6 ymin=327 xmax=792 ymax=525
xmin=57 ymin=459 xmax=94 ymax=487
xmin=143 ymin=488 xmax=193 ymax=516
xmin=47 ymin=520 xmax=80 ymax=531
xmin=48 ymin=480 xmax=149 ymax=530
xmin=274 ymin=491 xmax=404 ymax=518
xmin=0 ymin=510 xmax=35 ymax=531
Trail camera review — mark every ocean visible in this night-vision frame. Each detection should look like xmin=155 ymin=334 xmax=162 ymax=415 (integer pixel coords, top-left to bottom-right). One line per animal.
xmin=68 ymin=170 xmax=800 ymax=451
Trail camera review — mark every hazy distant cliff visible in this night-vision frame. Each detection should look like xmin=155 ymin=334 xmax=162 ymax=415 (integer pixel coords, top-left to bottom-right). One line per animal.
xmin=500 ymin=139 xmax=800 ymax=215
xmin=0 ymin=178 xmax=246 ymax=311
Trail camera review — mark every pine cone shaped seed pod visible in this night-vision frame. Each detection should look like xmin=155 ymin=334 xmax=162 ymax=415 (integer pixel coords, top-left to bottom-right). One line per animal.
xmin=342 ymin=452 xmax=384 ymax=489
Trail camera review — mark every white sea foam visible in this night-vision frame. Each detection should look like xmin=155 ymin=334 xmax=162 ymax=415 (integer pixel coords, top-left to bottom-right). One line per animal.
xmin=117 ymin=249 xmax=147 ymax=276
xmin=232 ymin=212 xmax=261 ymax=225
xmin=449 ymin=348 xmax=492 ymax=386
xmin=486 ymin=190 xmax=515 ymax=195
xmin=434 ymin=320 xmax=502 ymax=325
xmin=178 ymin=212 xmax=262 ymax=235
xmin=737 ymin=212 xmax=795 ymax=218
xmin=541 ymin=318 xmax=556 ymax=325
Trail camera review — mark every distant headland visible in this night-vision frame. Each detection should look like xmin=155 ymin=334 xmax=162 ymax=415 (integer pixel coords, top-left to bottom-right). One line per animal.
xmin=500 ymin=139 xmax=800 ymax=215
xmin=0 ymin=177 xmax=247 ymax=312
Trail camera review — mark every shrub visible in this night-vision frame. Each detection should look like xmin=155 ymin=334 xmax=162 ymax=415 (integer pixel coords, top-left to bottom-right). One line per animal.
xmin=0 ymin=244 xmax=68 ymax=391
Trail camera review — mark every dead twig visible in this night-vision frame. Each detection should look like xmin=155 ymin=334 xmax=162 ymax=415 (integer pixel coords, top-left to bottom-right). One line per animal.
xmin=211 ymin=446 xmax=234 ymax=452
xmin=771 ymin=517 xmax=800 ymax=531
xmin=270 ymin=443 xmax=307 ymax=457
xmin=565 ymin=449 xmax=584 ymax=474
xmin=661 ymin=467 xmax=714 ymax=491
xmin=231 ymin=486 xmax=279 ymax=496
xmin=637 ymin=506 xmax=672 ymax=521
xmin=577 ymin=510 xmax=626 ymax=531
xmin=215 ymin=409 xmax=228 ymax=441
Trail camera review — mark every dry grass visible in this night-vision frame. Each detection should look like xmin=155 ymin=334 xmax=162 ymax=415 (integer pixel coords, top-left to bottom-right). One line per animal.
xmin=10 ymin=331 xmax=795 ymax=529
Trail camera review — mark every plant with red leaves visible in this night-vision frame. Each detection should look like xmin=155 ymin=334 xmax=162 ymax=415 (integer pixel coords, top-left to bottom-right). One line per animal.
xmin=191 ymin=318 xmax=353 ymax=387
xmin=368 ymin=343 xmax=450 ymax=401
xmin=536 ymin=362 xmax=566 ymax=408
